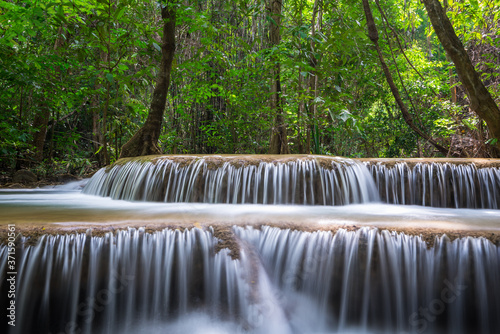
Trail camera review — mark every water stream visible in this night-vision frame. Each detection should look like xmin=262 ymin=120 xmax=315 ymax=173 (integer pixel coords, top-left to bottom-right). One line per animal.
xmin=368 ymin=162 xmax=500 ymax=208
xmin=1 ymin=156 xmax=500 ymax=333
xmin=83 ymin=156 xmax=500 ymax=208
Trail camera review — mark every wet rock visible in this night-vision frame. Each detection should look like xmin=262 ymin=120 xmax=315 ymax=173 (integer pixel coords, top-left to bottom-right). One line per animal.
xmin=55 ymin=174 xmax=78 ymax=183
xmin=12 ymin=170 xmax=37 ymax=184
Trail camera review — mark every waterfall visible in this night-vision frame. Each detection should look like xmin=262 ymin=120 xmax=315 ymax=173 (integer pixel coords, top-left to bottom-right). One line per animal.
xmin=83 ymin=156 xmax=379 ymax=205
xmin=235 ymin=226 xmax=500 ymax=334
xmin=83 ymin=156 xmax=500 ymax=208
xmin=368 ymin=162 xmax=500 ymax=208
xmin=2 ymin=228 xmax=252 ymax=334
xmin=2 ymin=227 xmax=499 ymax=334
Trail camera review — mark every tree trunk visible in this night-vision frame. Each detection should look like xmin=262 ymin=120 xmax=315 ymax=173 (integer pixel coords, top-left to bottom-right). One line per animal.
xmin=268 ymin=0 xmax=289 ymax=154
xmin=32 ymin=26 xmax=65 ymax=162
xmin=442 ymin=0 xmax=457 ymax=103
xmin=307 ymin=0 xmax=321 ymax=154
xmin=91 ymin=95 xmax=104 ymax=166
xmin=120 ymin=3 xmax=176 ymax=158
xmin=32 ymin=101 xmax=50 ymax=162
xmin=422 ymin=0 xmax=500 ymax=151
xmin=362 ymin=0 xmax=449 ymax=155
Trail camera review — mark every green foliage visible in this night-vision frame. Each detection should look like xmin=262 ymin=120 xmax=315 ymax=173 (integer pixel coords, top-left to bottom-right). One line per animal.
xmin=1 ymin=0 xmax=499 ymax=179
xmin=0 ymin=116 xmax=33 ymax=169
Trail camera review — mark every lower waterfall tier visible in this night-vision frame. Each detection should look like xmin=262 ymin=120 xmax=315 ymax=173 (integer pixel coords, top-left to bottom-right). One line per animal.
xmin=2 ymin=227 xmax=499 ymax=334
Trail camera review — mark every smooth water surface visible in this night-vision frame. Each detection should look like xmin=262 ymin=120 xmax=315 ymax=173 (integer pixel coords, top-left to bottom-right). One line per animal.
xmin=1 ymin=184 xmax=500 ymax=334
xmin=1 ymin=188 xmax=500 ymax=230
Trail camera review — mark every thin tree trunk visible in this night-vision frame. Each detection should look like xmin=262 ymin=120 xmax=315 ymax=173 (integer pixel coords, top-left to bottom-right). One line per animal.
xmin=91 ymin=94 xmax=103 ymax=166
xmin=102 ymin=80 xmax=111 ymax=165
xmin=120 ymin=3 xmax=176 ymax=158
xmin=422 ymin=0 xmax=500 ymax=152
xmin=268 ymin=0 xmax=289 ymax=154
xmin=296 ymin=2 xmax=305 ymax=154
xmin=307 ymin=0 xmax=321 ymax=154
xmin=32 ymin=101 xmax=50 ymax=162
xmin=32 ymin=26 xmax=65 ymax=162
xmin=440 ymin=1 xmax=457 ymax=103
xmin=362 ymin=0 xmax=449 ymax=155
xmin=297 ymin=66 xmax=304 ymax=153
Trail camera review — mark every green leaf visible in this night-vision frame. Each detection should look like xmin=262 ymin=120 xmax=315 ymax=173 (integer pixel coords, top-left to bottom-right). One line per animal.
xmin=106 ymin=73 xmax=114 ymax=84
xmin=486 ymin=138 xmax=498 ymax=146
xmin=153 ymin=42 xmax=161 ymax=52
xmin=114 ymin=5 xmax=127 ymax=20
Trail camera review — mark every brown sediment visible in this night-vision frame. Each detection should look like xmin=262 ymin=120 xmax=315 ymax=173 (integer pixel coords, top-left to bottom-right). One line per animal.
xmin=106 ymin=155 xmax=500 ymax=173
xmin=381 ymin=226 xmax=500 ymax=246
xmin=4 ymin=155 xmax=499 ymax=189
xmin=2 ymin=221 xmax=499 ymax=249
xmin=0 ymin=222 xmax=189 ymax=247
xmin=211 ymin=224 xmax=241 ymax=260
xmin=248 ymin=221 xmax=500 ymax=248
xmin=356 ymin=157 xmax=500 ymax=168
xmin=113 ymin=154 xmax=500 ymax=164
xmin=113 ymin=154 xmax=328 ymax=169
xmin=0 ymin=221 xmax=243 ymax=257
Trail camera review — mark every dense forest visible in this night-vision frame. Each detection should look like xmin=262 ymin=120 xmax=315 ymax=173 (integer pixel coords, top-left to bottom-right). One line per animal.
xmin=1 ymin=0 xmax=500 ymax=179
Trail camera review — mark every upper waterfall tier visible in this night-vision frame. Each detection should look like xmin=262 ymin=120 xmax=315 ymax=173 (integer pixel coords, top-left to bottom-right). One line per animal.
xmin=83 ymin=155 xmax=379 ymax=205
xmin=368 ymin=161 xmax=500 ymax=209
xmin=82 ymin=155 xmax=500 ymax=208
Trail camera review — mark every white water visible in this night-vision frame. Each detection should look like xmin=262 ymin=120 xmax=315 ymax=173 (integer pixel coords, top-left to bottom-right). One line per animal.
xmin=2 ymin=190 xmax=500 ymax=230
xmin=5 ymin=228 xmax=252 ymax=334
xmin=2 ymin=222 xmax=499 ymax=333
xmin=235 ymin=226 xmax=500 ymax=333
xmin=83 ymin=156 xmax=380 ymax=205
xmin=368 ymin=162 xmax=500 ymax=208
xmin=82 ymin=157 xmax=500 ymax=209
xmin=2 ymin=156 xmax=500 ymax=333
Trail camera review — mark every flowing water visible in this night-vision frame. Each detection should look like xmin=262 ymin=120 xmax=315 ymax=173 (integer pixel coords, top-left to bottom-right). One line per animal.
xmin=82 ymin=156 xmax=380 ymax=205
xmin=2 ymin=156 xmax=500 ymax=333
xmin=368 ymin=162 xmax=500 ymax=208
xmin=83 ymin=156 xmax=500 ymax=209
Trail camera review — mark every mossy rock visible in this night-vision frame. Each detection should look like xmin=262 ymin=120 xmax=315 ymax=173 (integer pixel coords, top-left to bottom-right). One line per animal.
xmin=12 ymin=170 xmax=37 ymax=184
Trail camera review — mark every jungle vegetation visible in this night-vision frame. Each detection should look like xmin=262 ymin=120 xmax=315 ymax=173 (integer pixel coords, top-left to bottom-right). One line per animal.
xmin=1 ymin=0 xmax=500 ymax=178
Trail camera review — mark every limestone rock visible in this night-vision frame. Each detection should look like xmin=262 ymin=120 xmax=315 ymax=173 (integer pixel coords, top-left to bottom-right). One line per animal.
xmin=12 ymin=170 xmax=37 ymax=184
xmin=56 ymin=174 xmax=78 ymax=183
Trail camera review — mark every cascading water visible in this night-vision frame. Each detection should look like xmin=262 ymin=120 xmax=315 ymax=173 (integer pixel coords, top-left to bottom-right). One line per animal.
xmin=82 ymin=156 xmax=500 ymax=209
xmin=2 ymin=226 xmax=499 ymax=333
xmin=2 ymin=228 xmax=254 ymax=334
xmin=368 ymin=162 xmax=500 ymax=208
xmin=82 ymin=156 xmax=380 ymax=205
xmin=2 ymin=155 xmax=500 ymax=334
xmin=235 ymin=226 xmax=500 ymax=334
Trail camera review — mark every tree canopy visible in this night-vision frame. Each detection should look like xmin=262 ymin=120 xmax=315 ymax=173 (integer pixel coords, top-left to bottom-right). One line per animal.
xmin=1 ymin=0 xmax=500 ymax=177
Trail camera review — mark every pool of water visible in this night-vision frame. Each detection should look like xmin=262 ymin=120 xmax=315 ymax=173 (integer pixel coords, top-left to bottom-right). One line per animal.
xmin=2 ymin=182 xmax=500 ymax=334
xmin=2 ymin=184 xmax=500 ymax=231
